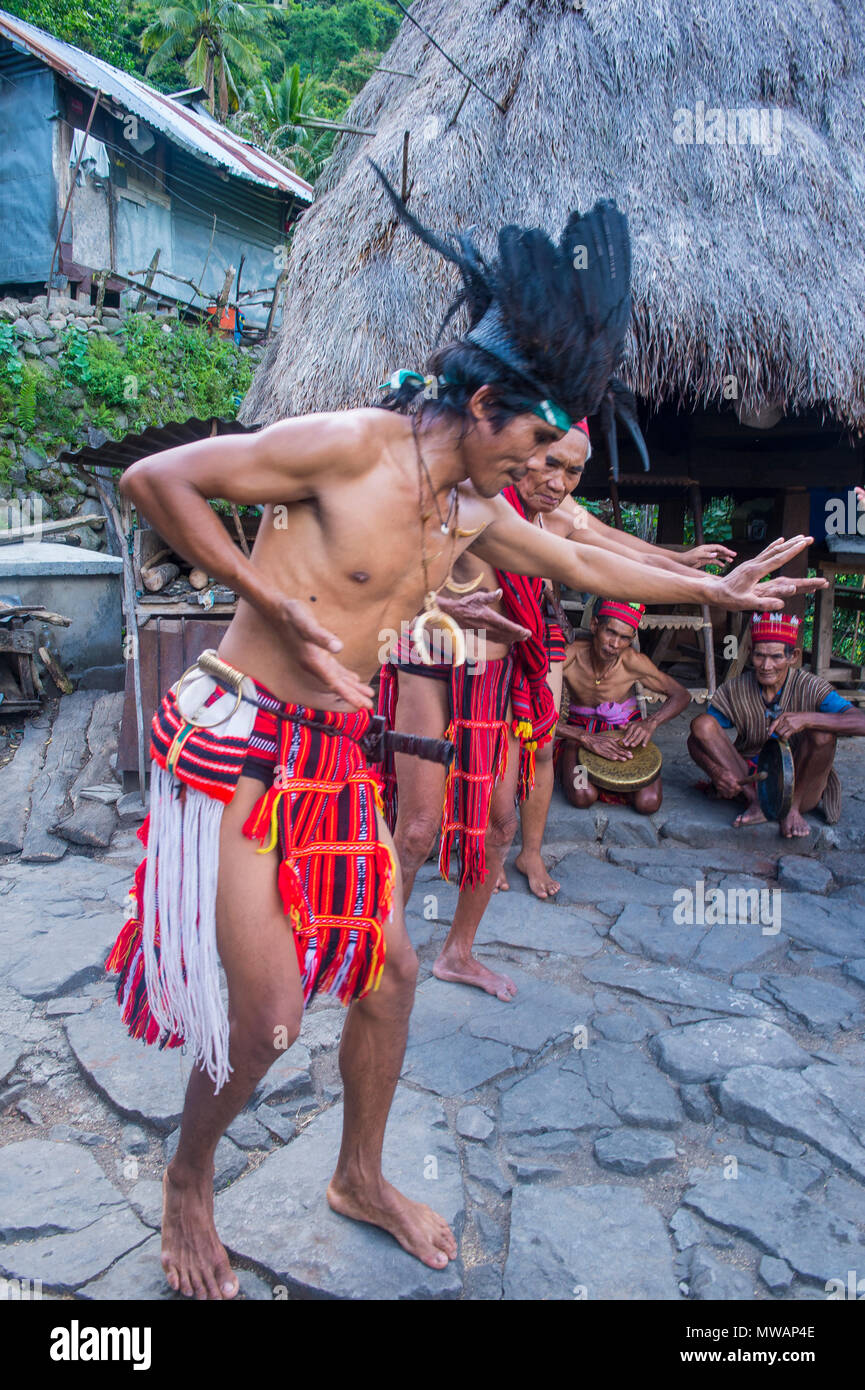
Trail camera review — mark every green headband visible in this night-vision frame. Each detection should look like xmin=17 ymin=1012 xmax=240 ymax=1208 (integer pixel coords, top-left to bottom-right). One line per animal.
xmin=378 ymin=370 xmax=572 ymax=432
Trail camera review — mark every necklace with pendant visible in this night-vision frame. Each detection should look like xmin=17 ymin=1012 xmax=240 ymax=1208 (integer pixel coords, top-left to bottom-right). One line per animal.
xmin=411 ymin=419 xmax=466 ymax=666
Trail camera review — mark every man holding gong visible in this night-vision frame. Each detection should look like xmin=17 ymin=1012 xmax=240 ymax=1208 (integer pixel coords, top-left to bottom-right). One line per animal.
xmin=557 ymin=599 xmax=691 ymax=813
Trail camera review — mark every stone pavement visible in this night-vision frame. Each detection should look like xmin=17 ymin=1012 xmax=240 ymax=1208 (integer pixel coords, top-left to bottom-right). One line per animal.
xmin=1 ymin=710 xmax=864 ymax=1300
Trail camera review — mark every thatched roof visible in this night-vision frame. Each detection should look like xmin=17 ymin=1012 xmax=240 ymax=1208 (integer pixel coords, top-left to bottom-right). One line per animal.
xmin=240 ymin=0 xmax=865 ymax=432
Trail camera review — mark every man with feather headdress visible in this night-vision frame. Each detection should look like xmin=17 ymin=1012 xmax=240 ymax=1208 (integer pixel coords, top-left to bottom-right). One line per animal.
xmin=108 ymin=164 xmax=822 ymax=1297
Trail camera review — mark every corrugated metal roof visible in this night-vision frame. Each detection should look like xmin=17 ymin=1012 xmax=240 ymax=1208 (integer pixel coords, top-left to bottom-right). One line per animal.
xmin=0 ymin=9 xmax=313 ymax=202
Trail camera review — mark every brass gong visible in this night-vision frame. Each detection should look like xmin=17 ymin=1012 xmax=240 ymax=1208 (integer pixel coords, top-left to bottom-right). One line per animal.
xmin=577 ymin=729 xmax=662 ymax=791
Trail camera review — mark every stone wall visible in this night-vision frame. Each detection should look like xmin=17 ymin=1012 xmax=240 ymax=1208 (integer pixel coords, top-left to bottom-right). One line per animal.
xmin=0 ymin=293 xmax=265 ymax=554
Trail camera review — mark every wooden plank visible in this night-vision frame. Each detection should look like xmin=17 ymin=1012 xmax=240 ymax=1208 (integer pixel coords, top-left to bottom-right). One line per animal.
xmin=0 ymin=629 xmax=37 ymax=654
xmin=20 ymin=691 xmax=95 ymax=861
xmin=0 ymin=716 xmax=51 ymax=853
xmin=812 ymin=566 xmax=835 ymax=680
xmin=55 ymin=692 xmax=124 ymax=848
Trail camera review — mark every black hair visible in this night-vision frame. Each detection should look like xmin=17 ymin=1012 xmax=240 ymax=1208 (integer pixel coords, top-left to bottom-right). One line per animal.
xmin=376 ymin=339 xmax=554 ymax=436
xmin=369 ymin=160 xmax=650 ymax=474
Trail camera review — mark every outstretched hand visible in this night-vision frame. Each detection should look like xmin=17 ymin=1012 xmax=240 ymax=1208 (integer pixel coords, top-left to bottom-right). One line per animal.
xmin=711 ymin=536 xmax=828 ymax=611
xmin=276 ymin=597 xmax=374 ymax=710
xmin=437 ymin=589 xmax=530 ymax=645
xmin=682 ymin=543 xmax=736 ymax=570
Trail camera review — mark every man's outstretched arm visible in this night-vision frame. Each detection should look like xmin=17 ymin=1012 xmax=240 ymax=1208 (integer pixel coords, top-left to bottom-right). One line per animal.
xmin=469 ymin=498 xmax=826 ymax=612
xmin=562 ymin=503 xmax=735 ymax=572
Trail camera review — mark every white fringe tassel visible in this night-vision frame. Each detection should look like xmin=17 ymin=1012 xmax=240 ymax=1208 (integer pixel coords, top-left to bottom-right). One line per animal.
xmin=142 ymin=763 xmax=232 ymax=1092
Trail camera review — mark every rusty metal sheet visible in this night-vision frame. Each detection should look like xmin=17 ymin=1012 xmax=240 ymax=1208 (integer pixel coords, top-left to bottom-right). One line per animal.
xmin=117 ymin=617 xmax=230 ymax=779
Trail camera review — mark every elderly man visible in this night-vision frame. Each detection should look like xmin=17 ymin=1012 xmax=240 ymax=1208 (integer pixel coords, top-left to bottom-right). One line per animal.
xmin=556 ymin=599 xmax=691 ymax=813
xmin=496 ymin=423 xmax=734 ymax=896
xmin=688 ymin=612 xmax=865 ymax=837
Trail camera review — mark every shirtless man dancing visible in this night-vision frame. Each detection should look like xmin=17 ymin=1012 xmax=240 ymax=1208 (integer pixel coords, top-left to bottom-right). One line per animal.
xmin=107 ymin=184 xmax=821 ymax=1299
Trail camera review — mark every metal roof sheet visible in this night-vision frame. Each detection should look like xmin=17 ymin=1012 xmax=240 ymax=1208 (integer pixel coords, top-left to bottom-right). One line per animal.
xmin=0 ymin=9 xmax=313 ymax=201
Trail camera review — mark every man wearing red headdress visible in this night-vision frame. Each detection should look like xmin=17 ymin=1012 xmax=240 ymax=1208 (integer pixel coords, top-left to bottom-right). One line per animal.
xmin=688 ymin=612 xmax=865 ymax=837
xmin=556 ymin=597 xmax=691 ymax=813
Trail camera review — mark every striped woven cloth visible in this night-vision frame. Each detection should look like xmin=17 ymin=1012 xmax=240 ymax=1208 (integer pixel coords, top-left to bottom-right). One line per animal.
xmin=107 ymin=680 xmax=394 ymax=1087
xmin=438 ymin=655 xmax=513 ymax=889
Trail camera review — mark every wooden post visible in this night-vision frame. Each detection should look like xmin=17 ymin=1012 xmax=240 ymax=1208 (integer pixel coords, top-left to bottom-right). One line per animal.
xmin=813 ymin=561 xmax=835 ymax=679
xmin=135 ymin=249 xmax=161 ymax=313
xmin=656 ymin=496 xmax=685 ymax=548
xmin=774 ymin=486 xmax=811 ymax=624
xmin=608 ymin=474 xmax=623 ymax=529
xmin=264 ymin=267 xmax=289 ymax=340
xmin=93 ymin=269 xmax=108 ymax=321
xmin=689 ymin=481 xmax=717 ymax=697
xmin=213 ymin=264 xmax=236 ymax=327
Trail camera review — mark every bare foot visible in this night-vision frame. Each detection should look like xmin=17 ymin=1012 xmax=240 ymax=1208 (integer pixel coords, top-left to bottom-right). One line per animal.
xmin=161 ymin=1165 xmax=239 ymax=1301
xmin=433 ymin=950 xmax=517 ymax=1001
xmin=734 ymin=803 xmax=767 ymax=827
xmin=327 ymin=1175 xmax=457 ymax=1270
xmin=780 ymin=807 xmax=811 ymax=838
xmin=493 ymin=866 xmax=510 ymax=893
xmin=515 ymin=849 xmax=560 ymax=900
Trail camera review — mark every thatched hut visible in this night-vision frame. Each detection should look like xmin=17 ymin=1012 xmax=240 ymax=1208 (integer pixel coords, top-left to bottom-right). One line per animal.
xmin=241 ymin=0 xmax=865 ymax=684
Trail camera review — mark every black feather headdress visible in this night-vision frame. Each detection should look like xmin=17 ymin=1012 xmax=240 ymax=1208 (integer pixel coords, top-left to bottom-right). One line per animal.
xmin=370 ymin=160 xmax=649 ymax=474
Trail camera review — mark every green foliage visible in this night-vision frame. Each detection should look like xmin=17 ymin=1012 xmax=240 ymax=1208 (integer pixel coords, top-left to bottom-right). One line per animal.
xmin=18 ymin=372 xmax=37 ymax=431
xmin=2 ymin=315 xmax=253 ymax=476
xmin=3 ymin=0 xmax=135 ymax=70
xmin=142 ymin=0 xmax=281 ymax=119
xmin=0 ymin=324 xmax=23 ymax=387
xmin=60 ymin=328 xmax=92 ymax=386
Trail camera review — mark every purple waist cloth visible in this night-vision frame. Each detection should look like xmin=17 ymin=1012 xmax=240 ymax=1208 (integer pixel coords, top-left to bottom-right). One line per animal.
xmin=566 ymin=696 xmax=639 ymax=726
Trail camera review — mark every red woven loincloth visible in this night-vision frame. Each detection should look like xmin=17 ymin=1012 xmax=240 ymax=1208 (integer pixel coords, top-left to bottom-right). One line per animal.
xmin=438 ymin=655 xmax=513 ymax=890
xmin=497 ymin=487 xmax=558 ymax=797
xmin=106 ymin=678 xmax=394 ymax=1090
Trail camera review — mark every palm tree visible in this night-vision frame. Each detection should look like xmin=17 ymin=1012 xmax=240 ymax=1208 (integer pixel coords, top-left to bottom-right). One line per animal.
xmin=142 ymin=2 xmax=280 ymax=120
xmin=231 ymin=63 xmax=333 ymax=181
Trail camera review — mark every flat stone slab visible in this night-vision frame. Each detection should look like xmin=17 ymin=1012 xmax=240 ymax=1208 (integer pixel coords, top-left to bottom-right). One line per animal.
xmin=504 ymin=1185 xmax=679 ymax=1299
xmin=554 ymin=855 xmax=674 ymax=907
xmin=778 ymin=856 xmax=834 ymax=894
xmin=716 ymin=1064 xmax=865 ymax=1182
xmin=583 ymin=961 xmax=774 ymax=1019
xmin=773 ymin=893 xmax=865 ymax=959
xmin=594 ymin=1128 xmax=678 ymax=1175
xmin=255 ymin=1042 xmax=312 ymax=1105
xmin=688 ymin=1247 xmax=755 ymax=1300
xmin=401 ymin=968 xmax=586 ymax=1095
xmin=21 ymin=691 xmax=94 ymax=862
xmin=576 ymin=1041 xmax=683 ymax=1130
xmin=0 ymin=1040 xmax=22 ymax=1086
xmin=66 ymin=1001 xmax=191 ymax=1132
xmin=0 ymin=1139 xmax=125 ymax=1241
xmin=499 ymin=1055 xmax=617 ymax=1141
xmin=0 ymin=1206 xmax=150 ymax=1290
xmin=79 ymin=1234 xmax=271 ymax=1301
xmin=0 ymin=717 xmax=49 ymax=853
xmin=215 ymin=1087 xmax=464 ymax=1299
xmin=684 ymin=1170 xmax=865 ymax=1285
xmin=649 ymin=1018 xmax=810 ymax=1084
xmin=762 ymin=975 xmax=862 ymax=1037
xmin=7 ymin=913 xmax=120 ymax=1000
xmin=475 ymin=893 xmax=605 ymax=958
xmin=607 ymin=845 xmax=777 ymax=879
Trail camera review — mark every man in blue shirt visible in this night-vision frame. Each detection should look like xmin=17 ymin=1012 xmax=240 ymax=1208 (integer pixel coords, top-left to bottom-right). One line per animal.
xmin=688 ymin=612 xmax=865 ymax=837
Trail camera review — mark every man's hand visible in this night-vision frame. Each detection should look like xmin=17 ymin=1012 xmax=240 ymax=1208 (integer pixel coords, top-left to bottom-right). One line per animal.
xmin=581 ymin=732 xmax=634 ymax=761
xmin=270 ymin=596 xmax=375 ymax=709
xmin=681 ymin=543 xmax=736 ymax=570
xmin=710 ymin=536 xmax=828 ymax=610
xmin=768 ymin=711 xmax=810 ymax=739
xmin=620 ymin=719 xmax=657 ymax=749
xmin=715 ymin=769 xmax=747 ymax=798
xmin=437 ymin=589 xmax=530 ymax=645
